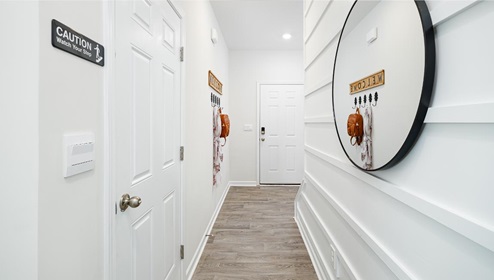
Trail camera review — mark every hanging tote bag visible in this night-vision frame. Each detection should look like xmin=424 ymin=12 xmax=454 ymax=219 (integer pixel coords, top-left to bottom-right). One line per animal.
xmin=219 ymin=108 xmax=230 ymax=146
xmin=347 ymin=108 xmax=364 ymax=146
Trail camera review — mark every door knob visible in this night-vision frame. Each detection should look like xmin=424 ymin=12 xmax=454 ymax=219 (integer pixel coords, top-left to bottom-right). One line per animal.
xmin=261 ymin=138 xmax=265 ymax=141
xmin=120 ymin=194 xmax=142 ymax=212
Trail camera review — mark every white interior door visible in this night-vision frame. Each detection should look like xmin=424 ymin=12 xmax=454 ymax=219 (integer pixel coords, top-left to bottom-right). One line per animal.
xmin=113 ymin=1 xmax=181 ymax=279
xmin=259 ymin=84 xmax=304 ymax=184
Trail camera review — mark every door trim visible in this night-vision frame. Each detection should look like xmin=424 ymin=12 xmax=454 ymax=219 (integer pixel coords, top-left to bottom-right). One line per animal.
xmin=104 ymin=1 xmax=185 ymax=279
xmin=256 ymin=81 xmax=304 ymax=185
xmin=103 ymin=1 xmax=115 ymax=279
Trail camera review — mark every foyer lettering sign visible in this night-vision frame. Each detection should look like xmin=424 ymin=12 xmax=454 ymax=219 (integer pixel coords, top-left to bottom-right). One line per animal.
xmin=51 ymin=19 xmax=105 ymax=67
xmin=208 ymin=70 xmax=223 ymax=94
xmin=349 ymin=69 xmax=385 ymax=94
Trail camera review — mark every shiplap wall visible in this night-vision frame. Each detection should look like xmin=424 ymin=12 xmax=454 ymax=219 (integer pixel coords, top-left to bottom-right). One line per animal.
xmin=296 ymin=1 xmax=494 ymax=279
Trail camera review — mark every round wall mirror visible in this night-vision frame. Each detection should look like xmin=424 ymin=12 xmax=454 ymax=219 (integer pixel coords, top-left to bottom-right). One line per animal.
xmin=332 ymin=0 xmax=435 ymax=171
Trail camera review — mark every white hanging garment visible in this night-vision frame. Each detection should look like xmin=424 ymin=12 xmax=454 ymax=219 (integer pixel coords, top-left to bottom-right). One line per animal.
xmin=361 ymin=105 xmax=373 ymax=170
xmin=213 ymin=107 xmax=223 ymax=186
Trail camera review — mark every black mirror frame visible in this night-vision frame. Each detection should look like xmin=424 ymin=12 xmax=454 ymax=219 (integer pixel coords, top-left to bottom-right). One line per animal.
xmin=332 ymin=0 xmax=436 ymax=171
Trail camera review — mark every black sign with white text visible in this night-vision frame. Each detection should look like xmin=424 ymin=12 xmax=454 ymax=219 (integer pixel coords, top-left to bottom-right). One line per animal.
xmin=51 ymin=19 xmax=105 ymax=67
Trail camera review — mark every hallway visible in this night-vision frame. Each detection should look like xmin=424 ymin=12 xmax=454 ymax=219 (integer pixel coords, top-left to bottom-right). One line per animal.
xmin=3 ymin=0 xmax=494 ymax=279
xmin=192 ymin=186 xmax=317 ymax=279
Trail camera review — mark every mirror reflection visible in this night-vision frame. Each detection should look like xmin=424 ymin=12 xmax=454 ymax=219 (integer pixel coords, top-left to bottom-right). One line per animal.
xmin=332 ymin=0 xmax=435 ymax=170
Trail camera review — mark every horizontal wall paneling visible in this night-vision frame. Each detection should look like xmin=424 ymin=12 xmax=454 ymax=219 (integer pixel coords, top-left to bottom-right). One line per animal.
xmin=304 ymin=145 xmax=494 ymax=253
xmin=304 ymin=1 xmax=353 ymax=68
xmin=304 ymin=83 xmax=333 ymax=118
xmin=296 ymin=202 xmax=333 ymax=280
xmin=305 ymin=78 xmax=331 ymax=97
xmin=425 ymin=102 xmax=494 ymax=124
xmin=304 ymin=124 xmax=345 ymax=161
xmin=305 ymin=40 xmax=338 ymax=90
xmin=304 ymin=0 xmax=315 ymax=18
xmin=428 ymin=0 xmax=480 ymax=26
xmin=303 ymin=171 xmax=413 ymax=280
xmin=304 ymin=0 xmax=332 ymax=44
xmin=303 ymin=0 xmax=494 ymax=279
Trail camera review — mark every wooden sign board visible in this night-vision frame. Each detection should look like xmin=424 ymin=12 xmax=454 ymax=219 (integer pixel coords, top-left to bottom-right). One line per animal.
xmin=208 ymin=70 xmax=223 ymax=94
xmin=349 ymin=69 xmax=385 ymax=94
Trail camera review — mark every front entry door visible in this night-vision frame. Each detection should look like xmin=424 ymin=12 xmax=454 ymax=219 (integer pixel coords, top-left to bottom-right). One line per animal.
xmin=259 ymin=84 xmax=304 ymax=184
xmin=113 ymin=1 xmax=182 ymax=279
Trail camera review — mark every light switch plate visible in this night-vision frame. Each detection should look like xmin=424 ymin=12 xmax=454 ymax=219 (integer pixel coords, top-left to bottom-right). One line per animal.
xmin=63 ymin=133 xmax=95 ymax=178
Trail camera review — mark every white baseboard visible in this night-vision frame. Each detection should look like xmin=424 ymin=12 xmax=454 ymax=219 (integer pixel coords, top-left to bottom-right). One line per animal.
xmin=229 ymin=181 xmax=257 ymax=187
xmin=185 ymin=182 xmax=231 ymax=280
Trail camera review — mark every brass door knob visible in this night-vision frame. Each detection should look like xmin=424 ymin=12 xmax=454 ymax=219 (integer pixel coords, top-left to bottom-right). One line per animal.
xmin=120 ymin=194 xmax=142 ymax=212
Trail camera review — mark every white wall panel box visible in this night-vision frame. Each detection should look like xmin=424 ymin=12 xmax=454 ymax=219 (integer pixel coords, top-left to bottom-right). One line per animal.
xmin=63 ymin=133 xmax=95 ymax=178
xmin=211 ymin=27 xmax=218 ymax=44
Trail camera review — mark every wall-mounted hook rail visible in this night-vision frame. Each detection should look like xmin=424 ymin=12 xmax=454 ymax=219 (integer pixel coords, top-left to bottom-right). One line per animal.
xmin=352 ymin=92 xmax=378 ymax=109
xmin=372 ymin=92 xmax=378 ymax=107
xmin=211 ymin=92 xmax=222 ymax=107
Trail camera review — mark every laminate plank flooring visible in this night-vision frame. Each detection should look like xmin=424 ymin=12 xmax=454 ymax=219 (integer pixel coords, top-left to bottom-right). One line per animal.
xmin=192 ymin=186 xmax=318 ymax=280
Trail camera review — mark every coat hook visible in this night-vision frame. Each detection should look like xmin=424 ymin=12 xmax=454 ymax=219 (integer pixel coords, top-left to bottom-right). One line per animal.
xmin=363 ymin=95 xmax=367 ymax=107
xmin=358 ymin=96 xmax=362 ymax=108
xmin=352 ymin=97 xmax=357 ymax=109
xmin=372 ymin=92 xmax=378 ymax=107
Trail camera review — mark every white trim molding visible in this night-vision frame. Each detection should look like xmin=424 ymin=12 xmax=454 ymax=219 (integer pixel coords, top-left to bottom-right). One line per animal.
xmin=429 ymin=0 xmax=480 ymax=26
xmin=305 ymin=77 xmax=331 ymax=97
xmin=305 ymin=116 xmax=334 ymax=124
xmin=185 ymin=182 xmax=231 ymax=279
xmin=303 ymin=172 xmax=414 ymax=280
xmin=304 ymin=0 xmax=333 ymax=44
xmin=425 ymin=102 xmax=494 ymax=124
xmin=296 ymin=193 xmax=360 ymax=280
xmin=304 ymin=145 xmax=494 ymax=253
xmin=229 ymin=181 xmax=257 ymax=187
xmin=103 ymin=1 xmax=116 ymax=279
xmin=295 ymin=204 xmax=332 ymax=280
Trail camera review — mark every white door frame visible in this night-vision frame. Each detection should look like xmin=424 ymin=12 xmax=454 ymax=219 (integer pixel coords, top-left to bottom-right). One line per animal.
xmin=256 ymin=81 xmax=304 ymax=186
xmin=103 ymin=1 xmax=185 ymax=279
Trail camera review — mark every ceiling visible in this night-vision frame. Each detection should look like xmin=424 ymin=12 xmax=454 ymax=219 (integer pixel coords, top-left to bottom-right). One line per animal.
xmin=210 ymin=0 xmax=304 ymax=50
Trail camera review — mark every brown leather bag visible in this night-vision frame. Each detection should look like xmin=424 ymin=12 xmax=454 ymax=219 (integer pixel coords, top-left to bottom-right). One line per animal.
xmin=347 ymin=108 xmax=363 ymax=146
xmin=219 ymin=109 xmax=230 ymax=145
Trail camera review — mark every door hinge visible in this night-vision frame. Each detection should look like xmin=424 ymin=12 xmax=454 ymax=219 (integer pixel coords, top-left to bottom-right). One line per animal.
xmin=180 ymin=47 xmax=184 ymax=62
xmin=180 ymin=245 xmax=184 ymax=260
xmin=180 ymin=146 xmax=184 ymax=161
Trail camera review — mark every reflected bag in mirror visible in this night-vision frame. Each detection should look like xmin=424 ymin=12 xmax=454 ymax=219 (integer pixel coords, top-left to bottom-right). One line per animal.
xmin=347 ymin=108 xmax=363 ymax=146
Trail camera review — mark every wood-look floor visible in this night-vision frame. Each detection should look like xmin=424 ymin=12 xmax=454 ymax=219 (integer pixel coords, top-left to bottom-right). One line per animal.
xmin=192 ymin=186 xmax=318 ymax=280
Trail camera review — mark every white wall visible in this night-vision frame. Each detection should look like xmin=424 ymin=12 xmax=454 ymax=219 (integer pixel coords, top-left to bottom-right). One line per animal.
xmin=229 ymin=50 xmax=303 ymax=184
xmin=298 ymin=0 xmax=494 ymax=279
xmin=38 ymin=2 xmax=104 ymax=279
xmin=181 ymin=1 xmax=230 ymax=278
xmin=0 ymin=2 xmax=39 ymax=279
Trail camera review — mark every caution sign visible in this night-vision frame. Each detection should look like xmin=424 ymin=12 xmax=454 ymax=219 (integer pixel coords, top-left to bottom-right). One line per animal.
xmin=51 ymin=19 xmax=104 ymax=67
